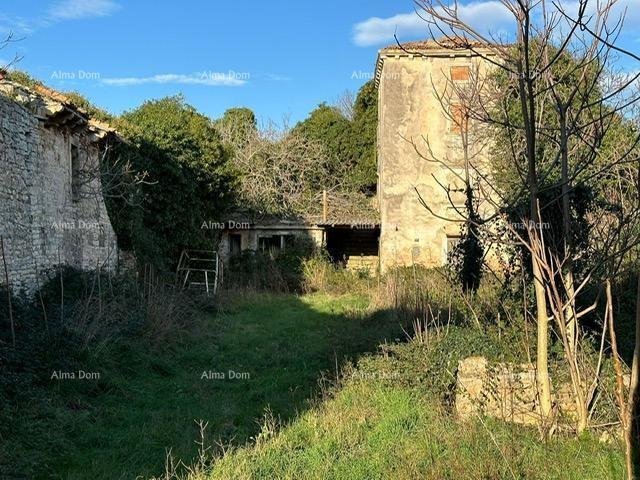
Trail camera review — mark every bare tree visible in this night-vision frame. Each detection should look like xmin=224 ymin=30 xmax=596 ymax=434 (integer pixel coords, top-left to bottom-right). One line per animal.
xmin=0 ymin=31 xmax=23 ymax=74
xmin=412 ymin=0 xmax=640 ymax=445
xmin=334 ymin=89 xmax=356 ymax=121
xmin=77 ymin=143 xmax=151 ymax=206
xmin=218 ymin=118 xmax=348 ymax=217
xmin=594 ymin=135 xmax=640 ymax=478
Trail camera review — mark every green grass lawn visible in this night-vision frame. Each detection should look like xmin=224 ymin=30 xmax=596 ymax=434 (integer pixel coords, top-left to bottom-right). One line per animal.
xmin=203 ymin=329 xmax=625 ymax=480
xmin=10 ymin=292 xmax=406 ymax=479
xmin=207 ymin=379 xmax=623 ymax=480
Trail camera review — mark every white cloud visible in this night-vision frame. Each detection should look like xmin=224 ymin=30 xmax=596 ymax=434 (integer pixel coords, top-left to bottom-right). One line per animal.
xmin=353 ymin=0 xmax=640 ymax=47
xmin=353 ymin=2 xmax=513 ymax=47
xmin=101 ymin=72 xmax=248 ymax=87
xmin=0 ymin=13 xmax=36 ymax=34
xmin=0 ymin=0 xmax=120 ymax=34
xmin=48 ymin=0 xmax=120 ymax=21
xmin=353 ymin=12 xmax=425 ymax=47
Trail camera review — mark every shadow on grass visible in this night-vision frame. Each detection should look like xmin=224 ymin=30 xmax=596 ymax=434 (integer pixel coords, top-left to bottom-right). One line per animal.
xmin=3 ymin=292 xmax=406 ymax=479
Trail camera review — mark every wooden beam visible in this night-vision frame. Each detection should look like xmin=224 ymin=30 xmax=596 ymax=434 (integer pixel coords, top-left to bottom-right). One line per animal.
xmin=322 ymin=190 xmax=328 ymax=223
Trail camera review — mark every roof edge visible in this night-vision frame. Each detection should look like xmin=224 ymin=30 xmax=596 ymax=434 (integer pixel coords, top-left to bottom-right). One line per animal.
xmin=374 ymin=38 xmax=499 ymax=87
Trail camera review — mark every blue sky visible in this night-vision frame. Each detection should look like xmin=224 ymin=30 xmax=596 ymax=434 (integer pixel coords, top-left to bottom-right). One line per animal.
xmin=1 ymin=0 xmax=639 ymax=124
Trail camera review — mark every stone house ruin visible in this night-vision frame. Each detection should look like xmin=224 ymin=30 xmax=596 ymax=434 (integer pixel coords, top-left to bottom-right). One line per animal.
xmin=0 ymin=79 xmax=119 ymax=293
xmin=0 ymin=39 xmax=497 ymax=289
xmin=376 ymin=39 xmax=496 ymax=272
xmin=218 ymin=192 xmax=380 ymax=271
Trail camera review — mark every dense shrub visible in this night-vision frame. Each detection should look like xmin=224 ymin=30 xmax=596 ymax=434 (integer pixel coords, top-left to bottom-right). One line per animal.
xmin=350 ymin=324 xmax=530 ymax=408
xmin=0 ymin=267 xmax=202 ymax=406
xmin=106 ymin=96 xmax=236 ymax=268
xmin=225 ymin=236 xmax=316 ymax=292
xmin=0 ymin=266 xmax=211 ymax=478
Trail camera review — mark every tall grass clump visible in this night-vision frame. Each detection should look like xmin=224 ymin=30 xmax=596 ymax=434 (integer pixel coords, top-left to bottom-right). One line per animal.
xmin=371 ymin=266 xmax=515 ymax=328
xmin=301 ymin=252 xmax=375 ymax=296
xmin=0 ymin=266 xmax=206 ymax=478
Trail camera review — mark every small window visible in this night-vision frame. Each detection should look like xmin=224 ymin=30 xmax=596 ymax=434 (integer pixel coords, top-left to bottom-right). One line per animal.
xmin=450 ymin=65 xmax=470 ymax=82
xmin=446 ymin=235 xmax=462 ymax=255
xmin=229 ymin=233 xmax=242 ymax=257
xmin=257 ymin=234 xmax=297 ymax=255
xmin=258 ymin=235 xmax=282 ymax=255
xmin=71 ymin=144 xmax=80 ymax=202
xmin=449 ymin=104 xmax=468 ymax=134
xmin=98 ymin=225 xmax=106 ymax=247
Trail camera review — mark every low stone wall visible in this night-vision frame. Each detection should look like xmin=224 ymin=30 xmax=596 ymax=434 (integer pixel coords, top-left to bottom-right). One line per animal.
xmin=454 ymin=356 xmax=584 ymax=425
xmin=455 ymin=355 xmax=634 ymax=441
xmin=455 ymin=356 xmax=542 ymax=425
xmin=346 ymin=255 xmax=378 ymax=272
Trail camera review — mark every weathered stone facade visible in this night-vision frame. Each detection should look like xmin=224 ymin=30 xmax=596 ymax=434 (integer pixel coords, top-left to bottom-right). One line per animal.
xmin=0 ymin=80 xmax=118 ymax=294
xmin=376 ymin=41 xmax=497 ymax=272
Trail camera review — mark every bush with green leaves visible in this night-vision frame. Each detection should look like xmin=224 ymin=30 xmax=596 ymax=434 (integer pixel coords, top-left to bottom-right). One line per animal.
xmin=106 ymin=96 xmax=236 ymax=268
xmin=294 ymin=80 xmax=378 ymax=193
xmin=225 ymin=236 xmax=317 ymax=292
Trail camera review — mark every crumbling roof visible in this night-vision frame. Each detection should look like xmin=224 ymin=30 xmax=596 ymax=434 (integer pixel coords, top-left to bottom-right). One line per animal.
xmin=309 ymin=191 xmax=379 ymax=227
xmin=223 ymin=191 xmax=380 ymax=228
xmin=380 ymin=36 xmax=493 ymax=53
xmin=0 ymin=78 xmax=119 ymax=141
xmin=375 ymin=36 xmax=497 ymax=88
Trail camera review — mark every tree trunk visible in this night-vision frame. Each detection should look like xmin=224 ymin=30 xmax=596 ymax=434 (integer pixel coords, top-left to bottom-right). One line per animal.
xmin=532 ymin=254 xmax=553 ymax=422
xmin=607 ymin=279 xmax=633 ymax=479
xmin=628 ymin=272 xmax=640 ymax=479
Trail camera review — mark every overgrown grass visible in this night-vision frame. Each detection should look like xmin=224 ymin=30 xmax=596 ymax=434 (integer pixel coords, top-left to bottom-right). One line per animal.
xmin=206 ymin=384 xmax=622 ymax=480
xmin=2 ymin=263 xmax=628 ymax=479
xmin=177 ymin=332 xmax=624 ymax=480
xmin=139 ymin=265 xmax=625 ymax=480
xmin=1 ymin=288 xmax=408 ymax=479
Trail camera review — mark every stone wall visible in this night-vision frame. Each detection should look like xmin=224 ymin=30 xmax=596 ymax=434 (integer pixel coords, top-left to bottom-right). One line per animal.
xmin=0 ymin=87 xmax=118 ymax=294
xmin=455 ymin=356 xmax=543 ymax=425
xmin=346 ymin=255 xmax=378 ymax=271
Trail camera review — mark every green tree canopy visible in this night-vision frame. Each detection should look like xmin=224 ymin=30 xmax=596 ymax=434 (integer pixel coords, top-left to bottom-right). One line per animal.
xmin=490 ymin=45 xmax=604 ymax=203
xmin=293 ymin=103 xmax=352 ymax=177
xmin=351 ymin=80 xmax=378 ymax=193
xmin=293 ymin=80 xmax=378 ymax=193
xmin=216 ymin=107 xmax=258 ymax=149
xmin=106 ymin=96 xmax=235 ymax=267
xmin=488 ymin=43 xmax=639 ymax=279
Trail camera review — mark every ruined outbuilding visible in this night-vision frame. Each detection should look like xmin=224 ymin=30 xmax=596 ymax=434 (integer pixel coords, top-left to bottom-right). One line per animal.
xmin=218 ymin=191 xmax=380 ymax=271
xmin=0 ymin=79 xmax=119 ymax=293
